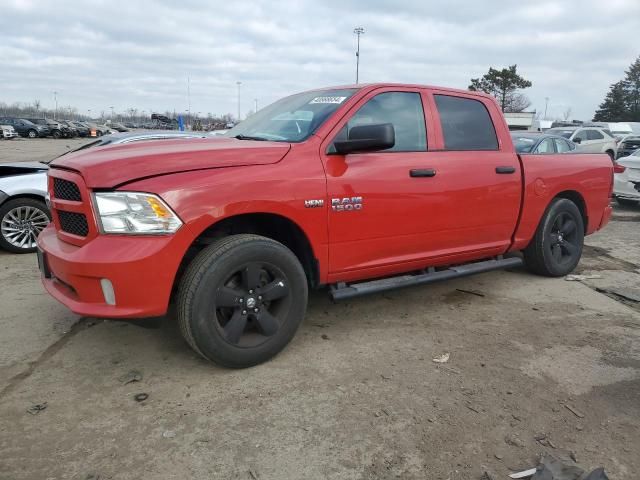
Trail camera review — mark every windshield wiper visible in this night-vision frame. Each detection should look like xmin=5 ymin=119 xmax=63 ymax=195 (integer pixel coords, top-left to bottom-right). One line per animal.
xmin=233 ymin=134 xmax=269 ymax=141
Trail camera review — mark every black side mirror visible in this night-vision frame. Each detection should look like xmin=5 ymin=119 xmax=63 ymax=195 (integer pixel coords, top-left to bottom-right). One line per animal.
xmin=332 ymin=123 xmax=395 ymax=155
xmin=573 ymin=137 xmax=582 ymax=144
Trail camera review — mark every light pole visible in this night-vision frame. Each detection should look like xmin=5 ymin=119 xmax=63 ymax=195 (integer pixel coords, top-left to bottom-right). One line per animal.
xmin=236 ymin=81 xmax=242 ymax=122
xmin=87 ymin=109 xmax=91 ymax=119
xmin=544 ymin=97 xmax=550 ymax=119
xmin=354 ymin=27 xmax=365 ymax=84
xmin=53 ymin=91 xmax=58 ymax=119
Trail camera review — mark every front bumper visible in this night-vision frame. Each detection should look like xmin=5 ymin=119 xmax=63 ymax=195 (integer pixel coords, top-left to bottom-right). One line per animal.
xmin=37 ymin=225 xmax=183 ymax=318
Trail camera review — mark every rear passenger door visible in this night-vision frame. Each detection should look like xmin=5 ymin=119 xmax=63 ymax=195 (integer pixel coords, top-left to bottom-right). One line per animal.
xmin=419 ymin=91 xmax=522 ymax=257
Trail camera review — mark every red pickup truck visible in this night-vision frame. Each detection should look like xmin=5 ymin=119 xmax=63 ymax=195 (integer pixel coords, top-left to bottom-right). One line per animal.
xmin=38 ymin=84 xmax=613 ymax=367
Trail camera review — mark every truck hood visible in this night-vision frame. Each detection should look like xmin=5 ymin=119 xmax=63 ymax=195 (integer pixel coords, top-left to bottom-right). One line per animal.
xmin=50 ymin=138 xmax=291 ymax=188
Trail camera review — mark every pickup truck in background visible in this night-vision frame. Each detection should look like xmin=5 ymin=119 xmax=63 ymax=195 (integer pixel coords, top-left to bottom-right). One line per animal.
xmin=38 ymin=84 xmax=613 ymax=368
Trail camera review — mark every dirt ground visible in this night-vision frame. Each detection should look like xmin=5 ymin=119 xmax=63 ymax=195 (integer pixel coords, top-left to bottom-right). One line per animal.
xmin=0 ymin=139 xmax=639 ymax=480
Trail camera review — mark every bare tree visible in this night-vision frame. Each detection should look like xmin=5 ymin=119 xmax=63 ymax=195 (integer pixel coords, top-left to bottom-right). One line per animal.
xmin=503 ymin=93 xmax=532 ymax=113
xmin=34 ymin=99 xmax=41 ymax=116
xmin=562 ymin=107 xmax=572 ymax=121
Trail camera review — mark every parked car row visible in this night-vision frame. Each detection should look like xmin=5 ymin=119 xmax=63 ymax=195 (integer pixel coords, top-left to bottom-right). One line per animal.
xmin=0 ymin=117 xmax=118 ymax=139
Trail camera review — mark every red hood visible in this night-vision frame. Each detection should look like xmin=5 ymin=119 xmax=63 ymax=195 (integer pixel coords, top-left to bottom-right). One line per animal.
xmin=50 ymin=138 xmax=291 ymax=188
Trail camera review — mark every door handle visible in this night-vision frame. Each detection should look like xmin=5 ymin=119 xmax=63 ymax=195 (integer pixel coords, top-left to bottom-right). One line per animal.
xmin=495 ymin=166 xmax=516 ymax=174
xmin=410 ymin=169 xmax=436 ymax=178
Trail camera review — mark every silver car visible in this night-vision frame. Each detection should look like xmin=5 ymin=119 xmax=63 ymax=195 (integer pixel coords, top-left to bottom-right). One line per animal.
xmin=0 ymin=131 xmax=209 ymax=253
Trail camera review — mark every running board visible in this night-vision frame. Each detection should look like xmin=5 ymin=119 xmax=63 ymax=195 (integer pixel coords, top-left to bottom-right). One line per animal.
xmin=329 ymin=256 xmax=523 ymax=301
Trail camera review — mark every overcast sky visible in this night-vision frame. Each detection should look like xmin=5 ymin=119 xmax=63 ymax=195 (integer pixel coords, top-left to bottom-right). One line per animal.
xmin=1 ymin=0 xmax=639 ymax=121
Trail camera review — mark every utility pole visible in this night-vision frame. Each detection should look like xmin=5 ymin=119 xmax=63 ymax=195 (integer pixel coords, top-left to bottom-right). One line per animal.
xmin=353 ymin=27 xmax=365 ymax=84
xmin=236 ymin=81 xmax=242 ymax=122
xmin=544 ymin=97 xmax=549 ymax=119
xmin=53 ymin=91 xmax=58 ymax=119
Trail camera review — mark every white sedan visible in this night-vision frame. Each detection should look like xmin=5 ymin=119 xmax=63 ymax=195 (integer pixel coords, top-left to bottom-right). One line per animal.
xmin=614 ymin=148 xmax=640 ymax=207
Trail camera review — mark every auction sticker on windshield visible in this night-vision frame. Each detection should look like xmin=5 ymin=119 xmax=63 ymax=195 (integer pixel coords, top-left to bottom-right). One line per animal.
xmin=309 ymin=96 xmax=347 ymax=104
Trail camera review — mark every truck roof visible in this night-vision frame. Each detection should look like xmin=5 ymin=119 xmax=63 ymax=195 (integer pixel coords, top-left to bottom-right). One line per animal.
xmin=310 ymin=83 xmax=496 ymax=101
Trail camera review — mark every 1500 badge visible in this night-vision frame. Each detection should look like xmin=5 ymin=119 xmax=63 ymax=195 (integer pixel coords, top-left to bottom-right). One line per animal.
xmin=331 ymin=196 xmax=363 ymax=212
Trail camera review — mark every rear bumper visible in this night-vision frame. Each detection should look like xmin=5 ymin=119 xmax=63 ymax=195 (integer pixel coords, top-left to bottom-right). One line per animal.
xmin=37 ymin=225 xmax=181 ymax=318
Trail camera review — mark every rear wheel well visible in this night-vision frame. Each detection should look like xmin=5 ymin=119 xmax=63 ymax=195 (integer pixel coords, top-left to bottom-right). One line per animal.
xmin=175 ymin=213 xmax=319 ymax=293
xmin=554 ymin=191 xmax=587 ymax=233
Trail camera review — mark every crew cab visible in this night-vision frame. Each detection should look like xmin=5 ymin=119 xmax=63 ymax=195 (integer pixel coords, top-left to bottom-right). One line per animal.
xmin=37 ymin=84 xmax=613 ymax=368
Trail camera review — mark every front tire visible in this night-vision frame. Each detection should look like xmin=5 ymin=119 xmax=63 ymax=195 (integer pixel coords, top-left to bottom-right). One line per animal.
xmin=0 ymin=198 xmax=51 ymax=254
xmin=524 ymin=198 xmax=584 ymax=277
xmin=177 ymin=234 xmax=308 ymax=368
xmin=51 ymin=130 xmax=61 ymax=139
xmin=27 ymin=129 xmax=37 ymax=139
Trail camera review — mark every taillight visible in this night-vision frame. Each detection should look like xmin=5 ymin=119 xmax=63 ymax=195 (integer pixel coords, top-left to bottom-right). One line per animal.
xmin=613 ymin=163 xmax=626 ymax=174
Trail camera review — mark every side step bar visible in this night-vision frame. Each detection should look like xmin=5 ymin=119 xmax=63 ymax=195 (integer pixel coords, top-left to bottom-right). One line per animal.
xmin=329 ymin=256 xmax=523 ymax=301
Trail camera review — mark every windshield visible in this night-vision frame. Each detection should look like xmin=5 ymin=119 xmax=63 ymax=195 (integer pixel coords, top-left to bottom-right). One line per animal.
xmin=225 ymin=88 xmax=357 ymax=142
xmin=511 ymin=135 xmax=538 ymax=153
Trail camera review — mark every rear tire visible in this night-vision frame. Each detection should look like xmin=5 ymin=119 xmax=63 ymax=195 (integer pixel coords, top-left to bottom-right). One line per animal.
xmin=51 ymin=130 xmax=61 ymax=139
xmin=177 ymin=234 xmax=308 ymax=368
xmin=523 ymin=198 xmax=584 ymax=277
xmin=27 ymin=129 xmax=37 ymax=139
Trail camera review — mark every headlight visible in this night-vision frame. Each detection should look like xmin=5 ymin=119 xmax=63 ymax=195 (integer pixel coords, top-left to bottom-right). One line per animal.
xmin=93 ymin=192 xmax=182 ymax=234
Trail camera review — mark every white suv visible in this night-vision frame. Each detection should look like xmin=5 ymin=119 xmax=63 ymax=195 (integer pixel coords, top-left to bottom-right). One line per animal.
xmin=546 ymin=127 xmax=617 ymax=160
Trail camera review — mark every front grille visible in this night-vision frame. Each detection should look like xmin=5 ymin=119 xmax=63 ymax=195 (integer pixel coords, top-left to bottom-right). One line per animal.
xmin=58 ymin=211 xmax=89 ymax=237
xmin=53 ymin=178 xmax=81 ymax=201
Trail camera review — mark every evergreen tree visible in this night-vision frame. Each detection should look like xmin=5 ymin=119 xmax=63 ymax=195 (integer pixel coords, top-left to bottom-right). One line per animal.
xmin=469 ymin=65 xmax=532 ymax=112
xmin=622 ymin=56 xmax=640 ymax=121
xmin=593 ymin=82 xmax=628 ymax=121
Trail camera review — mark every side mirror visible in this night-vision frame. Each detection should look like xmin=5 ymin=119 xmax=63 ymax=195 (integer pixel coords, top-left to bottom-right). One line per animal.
xmin=332 ymin=123 xmax=395 ymax=155
xmin=573 ymin=137 xmax=582 ymax=144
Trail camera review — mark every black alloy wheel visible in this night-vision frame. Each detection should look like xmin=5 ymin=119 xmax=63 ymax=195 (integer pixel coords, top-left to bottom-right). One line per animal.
xmin=177 ymin=234 xmax=308 ymax=368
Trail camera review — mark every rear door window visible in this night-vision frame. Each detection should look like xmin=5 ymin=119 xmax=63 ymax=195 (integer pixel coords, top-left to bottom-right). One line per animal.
xmin=434 ymin=95 xmax=498 ymax=150
xmin=554 ymin=138 xmax=572 ymax=153
xmin=535 ymin=138 xmax=555 ymax=154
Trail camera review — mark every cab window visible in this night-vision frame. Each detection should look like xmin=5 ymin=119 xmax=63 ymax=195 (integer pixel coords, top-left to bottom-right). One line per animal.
xmin=334 ymin=92 xmax=427 ymax=152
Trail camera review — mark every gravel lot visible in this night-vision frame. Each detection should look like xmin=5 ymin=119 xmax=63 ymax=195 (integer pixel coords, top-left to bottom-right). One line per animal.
xmin=0 ymin=139 xmax=639 ymax=480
